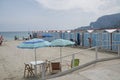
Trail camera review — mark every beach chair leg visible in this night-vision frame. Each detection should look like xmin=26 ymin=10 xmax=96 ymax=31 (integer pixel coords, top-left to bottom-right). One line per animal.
xmin=24 ymin=63 xmax=35 ymax=78
xmin=29 ymin=65 xmax=35 ymax=77
xmin=24 ymin=64 xmax=27 ymax=78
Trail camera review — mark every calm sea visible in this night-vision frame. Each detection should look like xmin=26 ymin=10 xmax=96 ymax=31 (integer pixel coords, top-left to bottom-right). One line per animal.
xmin=0 ymin=31 xmax=31 ymax=41
xmin=0 ymin=31 xmax=60 ymax=41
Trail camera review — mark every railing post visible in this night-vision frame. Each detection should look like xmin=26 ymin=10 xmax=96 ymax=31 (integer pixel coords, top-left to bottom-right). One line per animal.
xmin=118 ymin=45 xmax=120 ymax=56
xmin=41 ymin=63 xmax=46 ymax=80
xmin=95 ymin=46 xmax=98 ymax=60
xmin=72 ymin=54 xmax=75 ymax=68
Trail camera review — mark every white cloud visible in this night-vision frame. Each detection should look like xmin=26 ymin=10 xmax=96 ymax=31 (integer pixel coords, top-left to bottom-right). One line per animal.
xmin=98 ymin=0 xmax=120 ymax=14
xmin=35 ymin=0 xmax=120 ymax=15
xmin=35 ymin=0 xmax=102 ymax=11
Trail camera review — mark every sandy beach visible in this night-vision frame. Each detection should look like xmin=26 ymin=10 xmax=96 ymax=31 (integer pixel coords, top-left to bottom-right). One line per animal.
xmin=0 ymin=41 xmax=120 ymax=80
xmin=0 ymin=40 xmax=83 ymax=80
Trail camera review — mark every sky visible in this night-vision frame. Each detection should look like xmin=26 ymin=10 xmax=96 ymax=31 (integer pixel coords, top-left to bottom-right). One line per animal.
xmin=0 ymin=0 xmax=120 ymax=31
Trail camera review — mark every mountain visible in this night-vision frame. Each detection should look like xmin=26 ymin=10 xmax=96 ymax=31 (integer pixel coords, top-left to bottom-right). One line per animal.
xmin=75 ymin=13 xmax=120 ymax=30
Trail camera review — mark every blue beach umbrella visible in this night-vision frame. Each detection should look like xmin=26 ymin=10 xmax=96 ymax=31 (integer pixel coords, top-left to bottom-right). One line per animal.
xmin=17 ymin=38 xmax=51 ymax=75
xmin=51 ymin=39 xmax=75 ymax=63
xmin=18 ymin=39 xmax=51 ymax=49
xmin=51 ymin=39 xmax=75 ymax=47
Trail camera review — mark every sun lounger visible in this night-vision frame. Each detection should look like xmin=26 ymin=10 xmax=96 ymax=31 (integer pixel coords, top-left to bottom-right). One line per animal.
xmin=49 ymin=62 xmax=61 ymax=74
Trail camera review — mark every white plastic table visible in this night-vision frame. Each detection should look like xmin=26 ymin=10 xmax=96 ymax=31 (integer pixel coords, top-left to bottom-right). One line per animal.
xmin=30 ymin=61 xmax=45 ymax=76
xmin=30 ymin=61 xmax=45 ymax=65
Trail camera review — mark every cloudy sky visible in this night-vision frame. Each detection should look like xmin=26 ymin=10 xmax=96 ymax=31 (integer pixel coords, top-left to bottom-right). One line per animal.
xmin=0 ymin=0 xmax=120 ymax=31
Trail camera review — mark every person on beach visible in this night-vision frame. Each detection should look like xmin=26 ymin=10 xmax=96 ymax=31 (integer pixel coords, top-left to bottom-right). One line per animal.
xmin=14 ymin=35 xmax=18 ymax=40
xmin=88 ymin=37 xmax=92 ymax=47
xmin=29 ymin=34 xmax=32 ymax=39
xmin=28 ymin=33 xmax=32 ymax=39
xmin=0 ymin=35 xmax=4 ymax=45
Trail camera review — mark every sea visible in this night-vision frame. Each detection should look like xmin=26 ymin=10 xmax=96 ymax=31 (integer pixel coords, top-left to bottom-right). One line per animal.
xmin=0 ymin=31 xmax=60 ymax=41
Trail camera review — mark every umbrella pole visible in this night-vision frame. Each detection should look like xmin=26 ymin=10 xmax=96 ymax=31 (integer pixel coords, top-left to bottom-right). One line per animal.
xmin=34 ymin=48 xmax=37 ymax=76
xmin=60 ymin=47 xmax=62 ymax=64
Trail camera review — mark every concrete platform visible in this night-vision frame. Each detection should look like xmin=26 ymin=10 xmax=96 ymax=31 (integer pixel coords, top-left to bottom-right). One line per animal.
xmin=48 ymin=59 xmax=120 ymax=80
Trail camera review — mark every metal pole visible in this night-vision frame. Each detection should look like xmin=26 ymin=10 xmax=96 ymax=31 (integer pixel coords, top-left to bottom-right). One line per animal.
xmin=90 ymin=33 xmax=92 ymax=47
xmin=41 ymin=63 xmax=46 ymax=80
xmin=110 ymin=33 xmax=112 ymax=50
xmin=60 ymin=47 xmax=62 ymax=64
xmin=34 ymin=49 xmax=37 ymax=76
xmin=118 ymin=45 xmax=120 ymax=56
xmin=100 ymin=32 xmax=102 ymax=48
xmin=72 ymin=54 xmax=75 ymax=68
xmin=95 ymin=46 xmax=98 ymax=60
xmin=82 ymin=32 xmax=84 ymax=47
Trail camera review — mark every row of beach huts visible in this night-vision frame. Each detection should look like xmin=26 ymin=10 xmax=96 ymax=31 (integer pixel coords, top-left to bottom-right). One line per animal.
xmin=31 ymin=28 xmax=120 ymax=52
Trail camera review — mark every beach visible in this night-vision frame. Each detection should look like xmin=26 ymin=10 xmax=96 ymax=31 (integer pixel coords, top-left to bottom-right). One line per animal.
xmin=0 ymin=40 xmax=81 ymax=80
xmin=0 ymin=41 xmax=120 ymax=80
